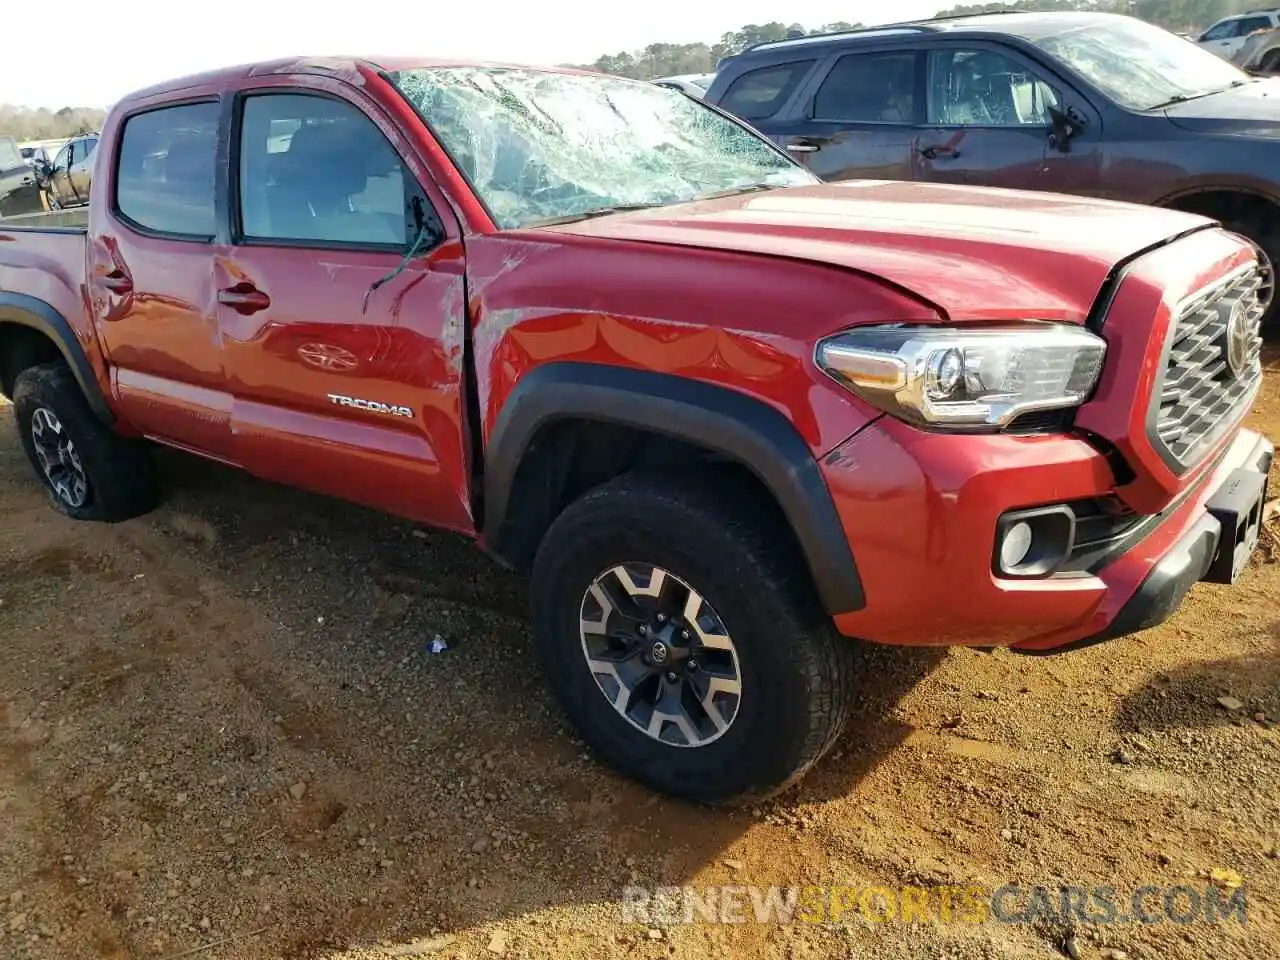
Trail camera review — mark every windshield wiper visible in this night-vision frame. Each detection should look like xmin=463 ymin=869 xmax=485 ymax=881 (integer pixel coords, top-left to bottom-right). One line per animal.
xmin=1148 ymin=79 xmax=1253 ymax=110
xmin=692 ymin=183 xmax=777 ymax=202
xmin=524 ymin=203 xmax=663 ymax=227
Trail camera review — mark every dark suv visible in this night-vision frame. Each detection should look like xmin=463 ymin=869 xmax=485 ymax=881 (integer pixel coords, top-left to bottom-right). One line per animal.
xmin=706 ymin=11 xmax=1280 ymax=325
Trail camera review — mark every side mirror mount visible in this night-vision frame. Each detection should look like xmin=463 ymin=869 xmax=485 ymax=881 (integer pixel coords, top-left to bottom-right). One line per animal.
xmin=1047 ymin=105 xmax=1079 ymax=153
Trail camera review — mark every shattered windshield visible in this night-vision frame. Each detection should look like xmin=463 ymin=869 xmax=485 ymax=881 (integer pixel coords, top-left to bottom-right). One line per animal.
xmin=390 ymin=67 xmax=816 ymax=229
xmin=1029 ymin=18 xmax=1250 ymax=111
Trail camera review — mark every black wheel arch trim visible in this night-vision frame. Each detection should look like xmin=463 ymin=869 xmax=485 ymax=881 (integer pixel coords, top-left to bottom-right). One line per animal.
xmin=483 ymin=362 xmax=865 ymax=616
xmin=0 ymin=291 xmax=114 ymax=424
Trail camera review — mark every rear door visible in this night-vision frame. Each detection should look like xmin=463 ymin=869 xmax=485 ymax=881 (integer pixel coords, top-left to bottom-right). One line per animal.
xmin=88 ymin=100 xmax=230 ymax=457
xmin=916 ymin=43 xmax=1099 ymax=195
xmin=1228 ymin=15 xmax=1279 ymax=58
xmin=213 ymin=81 xmax=473 ymax=531
xmin=764 ymin=49 xmax=920 ymax=182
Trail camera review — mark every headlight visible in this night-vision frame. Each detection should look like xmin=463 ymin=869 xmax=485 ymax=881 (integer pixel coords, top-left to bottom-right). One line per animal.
xmin=816 ymin=323 xmax=1106 ymax=430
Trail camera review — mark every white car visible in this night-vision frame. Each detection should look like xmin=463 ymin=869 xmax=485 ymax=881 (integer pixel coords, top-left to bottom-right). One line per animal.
xmin=1196 ymin=9 xmax=1280 ymax=60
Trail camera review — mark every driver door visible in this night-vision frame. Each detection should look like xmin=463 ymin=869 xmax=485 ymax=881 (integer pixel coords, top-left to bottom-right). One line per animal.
xmin=47 ymin=143 xmax=72 ymax=205
xmin=68 ymin=136 xmax=98 ymax=203
xmin=215 ymin=85 xmax=473 ymax=532
xmin=915 ymin=44 xmax=1101 ymax=198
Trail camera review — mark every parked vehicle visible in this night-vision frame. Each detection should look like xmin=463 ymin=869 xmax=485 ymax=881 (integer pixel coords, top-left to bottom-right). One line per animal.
xmin=705 ymin=11 xmax=1280 ymax=327
xmin=653 ymin=73 xmax=716 ymax=97
xmin=0 ymin=59 xmax=1271 ymax=803
xmin=1196 ymin=8 xmax=1280 ymax=62
xmin=1230 ymin=24 xmax=1280 ymax=73
xmin=0 ymin=136 xmax=44 ymax=217
xmin=42 ymin=133 xmax=99 ymax=210
xmin=19 ymin=143 xmax=51 ymax=169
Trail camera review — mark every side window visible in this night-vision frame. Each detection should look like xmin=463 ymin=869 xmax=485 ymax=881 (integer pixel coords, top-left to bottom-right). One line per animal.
xmin=927 ymin=49 xmax=1061 ymax=127
xmin=812 ymin=52 xmax=917 ymax=123
xmin=80 ymin=137 xmax=99 ymax=162
xmin=1237 ymin=16 xmax=1273 ymax=35
xmin=52 ymin=145 xmax=70 ymax=172
xmin=116 ymin=102 xmax=220 ymax=238
xmin=718 ymin=60 xmax=815 ymax=120
xmin=237 ymin=93 xmax=410 ymax=247
xmin=1200 ymin=20 xmax=1240 ymax=42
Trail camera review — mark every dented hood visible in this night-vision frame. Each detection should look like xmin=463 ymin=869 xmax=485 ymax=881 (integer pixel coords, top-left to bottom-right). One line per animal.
xmin=541 ymin=180 xmax=1209 ymax=323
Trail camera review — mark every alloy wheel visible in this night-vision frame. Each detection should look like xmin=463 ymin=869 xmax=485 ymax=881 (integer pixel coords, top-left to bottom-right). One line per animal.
xmin=578 ymin=562 xmax=742 ymax=748
xmin=30 ymin=407 xmax=90 ymax=508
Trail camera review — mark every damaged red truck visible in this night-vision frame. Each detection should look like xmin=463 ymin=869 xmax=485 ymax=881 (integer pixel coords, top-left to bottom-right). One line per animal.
xmin=0 ymin=59 xmax=1272 ymax=803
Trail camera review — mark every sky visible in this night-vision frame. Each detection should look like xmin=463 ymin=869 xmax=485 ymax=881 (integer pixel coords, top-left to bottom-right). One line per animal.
xmin=4 ymin=0 xmax=945 ymax=109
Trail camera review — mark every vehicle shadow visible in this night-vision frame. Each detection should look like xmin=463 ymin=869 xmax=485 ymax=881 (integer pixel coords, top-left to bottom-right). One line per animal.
xmin=130 ymin=446 xmax=943 ymax=954
xmin=1113 ymin=626 xmax=1280 ymax=733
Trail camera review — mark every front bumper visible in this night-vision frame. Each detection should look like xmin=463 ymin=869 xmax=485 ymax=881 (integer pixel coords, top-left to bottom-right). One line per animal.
xmin=823 ymin=419 xmax=1272 ymax=652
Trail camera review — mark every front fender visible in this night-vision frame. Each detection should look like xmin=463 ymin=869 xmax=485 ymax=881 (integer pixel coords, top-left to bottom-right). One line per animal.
xmin=483 ymin=361 xmax=866 ymax=616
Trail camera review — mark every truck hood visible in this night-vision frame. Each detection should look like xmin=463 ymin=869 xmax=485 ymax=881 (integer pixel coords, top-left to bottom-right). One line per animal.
xmin=1164 ymin=78 xmax=1280 ymax=136
xmin=541 ymin=181 xmax=1207 ymax=322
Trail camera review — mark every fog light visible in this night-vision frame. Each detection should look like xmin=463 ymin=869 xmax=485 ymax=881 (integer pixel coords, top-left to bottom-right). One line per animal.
xmin=993 ymin=506 xmax=1077 ymax=578
xmin=1000 ymin=521 xmax=1034 ymax=569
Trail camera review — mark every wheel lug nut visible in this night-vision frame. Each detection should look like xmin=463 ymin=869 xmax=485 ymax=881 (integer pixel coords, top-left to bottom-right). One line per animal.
xmin=665 ymin=672 xmax=678 ymax=682
xmin=657 ymin=613 xmax=667 ymax=622
xmin=638 ymin=625 xmax=648 ymax=635
xmin=687 ymin=659 xmax=698 ymax=671
xmin=681 ymin=629 xmax=690 ymax=640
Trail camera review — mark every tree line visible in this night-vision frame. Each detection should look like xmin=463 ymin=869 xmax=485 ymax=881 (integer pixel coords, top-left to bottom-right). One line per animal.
xmin=0 ymin=104 xmax=105 ymax=143
xmin=577 ymin=0 xmax=1260 ymax=79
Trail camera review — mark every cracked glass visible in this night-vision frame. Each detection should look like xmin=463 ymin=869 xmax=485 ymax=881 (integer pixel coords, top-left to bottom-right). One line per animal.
xmin=390 ymin=67 xmax=816 ymax=229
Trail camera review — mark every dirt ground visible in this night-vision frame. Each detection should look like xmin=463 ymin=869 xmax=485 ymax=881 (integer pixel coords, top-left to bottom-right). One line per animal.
xmin=1 ymin=354 xmax=1278 ymax=960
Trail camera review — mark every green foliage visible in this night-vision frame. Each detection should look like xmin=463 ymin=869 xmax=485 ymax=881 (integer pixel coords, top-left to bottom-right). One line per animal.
xmin=0 ymin=104 xmax=105 ymax=142
xmin=576 ymin=20 xmax=864 ymax=79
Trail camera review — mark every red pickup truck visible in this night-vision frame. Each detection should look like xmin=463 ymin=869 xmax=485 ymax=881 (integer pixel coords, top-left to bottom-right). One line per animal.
xmin=0 ymin=58 xmax=1272 ymax=804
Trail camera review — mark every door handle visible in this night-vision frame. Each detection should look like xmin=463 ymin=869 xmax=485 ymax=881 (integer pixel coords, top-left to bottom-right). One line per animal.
xmin=785 ymin=141 xmax=821 ymax=154
xmin=919 ymin=144 xmax=961 ymax=160
xmin=100 ymin=271 xmax=133 ymax=294
xmin=218 ymin=284 xmax=271 ymax=315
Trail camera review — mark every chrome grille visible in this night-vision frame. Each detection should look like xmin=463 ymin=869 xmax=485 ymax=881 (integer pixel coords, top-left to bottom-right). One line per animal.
xmin=1151 ymin=263 xmax=1264 ymax=470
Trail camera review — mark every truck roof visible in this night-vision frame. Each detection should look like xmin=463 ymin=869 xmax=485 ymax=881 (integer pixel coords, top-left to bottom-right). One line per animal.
xmin=117 ymin=57 xmax=597 ymax=108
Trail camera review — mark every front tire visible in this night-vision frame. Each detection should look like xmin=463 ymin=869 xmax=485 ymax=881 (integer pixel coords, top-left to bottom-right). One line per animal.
xmin=13 ymin=362 xmax=157 ymax=521
xmin=530 ymin=472 xmax=854 ymax=804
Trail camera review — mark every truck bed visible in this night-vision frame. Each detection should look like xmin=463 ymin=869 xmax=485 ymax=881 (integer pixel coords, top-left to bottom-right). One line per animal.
xmin=0 ymin=212 xmax=92 ymax=397
xmin=0 ymin=208 xmax=89 ymax=231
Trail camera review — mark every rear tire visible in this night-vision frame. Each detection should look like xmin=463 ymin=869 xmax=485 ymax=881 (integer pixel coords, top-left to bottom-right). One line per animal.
xmin=13 ymin=362 xmax=157 ymax=521
xmin=530 ymin=472 xmax=854 ymax=804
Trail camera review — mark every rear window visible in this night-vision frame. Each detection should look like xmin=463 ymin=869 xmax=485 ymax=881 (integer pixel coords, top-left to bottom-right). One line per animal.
xmin=1237 ymin=15 xmax=1274 ymax=34
xmin=718 ymin=60 xmax=815 ymax=120
xmin=115 ymin=102 xmax=220 ymax=238
xmin=813 ymin=52 xmax=917 ymax=123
